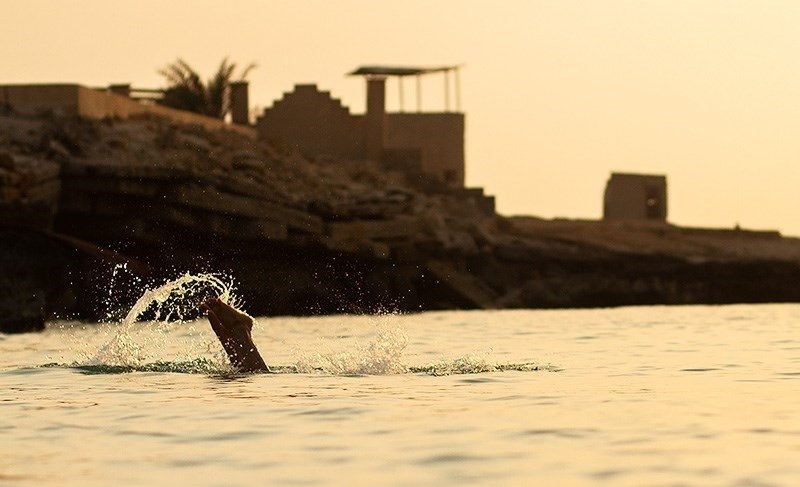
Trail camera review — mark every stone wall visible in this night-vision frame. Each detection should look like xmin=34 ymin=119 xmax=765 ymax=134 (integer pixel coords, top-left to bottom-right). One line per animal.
xmin=1 ymin=84 xmax=256 ymax=138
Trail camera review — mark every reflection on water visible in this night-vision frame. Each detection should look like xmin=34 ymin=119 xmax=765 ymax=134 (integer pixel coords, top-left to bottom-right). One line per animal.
xmin=2 ymin=304 xmax=800 ymax=486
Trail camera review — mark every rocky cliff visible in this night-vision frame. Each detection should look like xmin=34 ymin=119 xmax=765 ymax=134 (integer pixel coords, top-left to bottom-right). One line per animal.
xmin=2 ymin=112 xmax=800 ymax=332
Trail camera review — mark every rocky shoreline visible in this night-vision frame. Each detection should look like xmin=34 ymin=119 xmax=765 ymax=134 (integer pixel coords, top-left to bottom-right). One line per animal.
xmin=2 ymin=113 xmax=800 ymax=333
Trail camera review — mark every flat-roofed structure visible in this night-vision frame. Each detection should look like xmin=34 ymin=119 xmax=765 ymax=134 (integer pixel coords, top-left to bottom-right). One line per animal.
xmin=604 ymin=172 xmax=668 ymax=221
xmin=257 ymin=65 xmax=465 ymax=188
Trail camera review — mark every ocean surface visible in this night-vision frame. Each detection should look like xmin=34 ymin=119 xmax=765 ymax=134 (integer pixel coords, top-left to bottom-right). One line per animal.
xmin=3 ymin=294 xmax=800 ymax=485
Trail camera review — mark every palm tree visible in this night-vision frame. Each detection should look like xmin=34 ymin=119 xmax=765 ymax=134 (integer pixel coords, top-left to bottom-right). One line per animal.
xmin=158 ymin=57 xmax=257 ymax=119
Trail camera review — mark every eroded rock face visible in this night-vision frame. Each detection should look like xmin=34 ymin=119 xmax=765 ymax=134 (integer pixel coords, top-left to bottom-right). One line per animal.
xmin=0 ymin=292 xmax=45 ymax=333
xmin=0 ymin=150 xmax=60 ymax=228
xmin=0 ymin=226 xmax=152 ymax=333
xmin=0 ymin=229 xmax=63 ymax=333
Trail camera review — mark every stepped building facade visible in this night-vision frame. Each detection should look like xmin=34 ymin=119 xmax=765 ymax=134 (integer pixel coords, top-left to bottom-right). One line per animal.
xmin=257 ymin=66 xmax=465 ymax=189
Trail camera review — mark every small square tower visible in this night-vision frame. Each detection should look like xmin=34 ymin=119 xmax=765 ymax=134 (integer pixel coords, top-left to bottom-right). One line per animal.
xmin=603 ymin=172 xmax=667 ymax=221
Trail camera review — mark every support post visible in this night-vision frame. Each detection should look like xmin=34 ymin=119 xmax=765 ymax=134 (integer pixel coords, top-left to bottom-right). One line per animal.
xmin=454 ymin=68 xmax=461 ymax=112
xmin=364 ymin=77 xmax=387 ymax=161
xmin=444 ymin=70 xmax=451 ymax=112
xmin=416 ymin=75 xmax=422 ymax=112
xmin=398 ymin=76 xmax=404 ymax=112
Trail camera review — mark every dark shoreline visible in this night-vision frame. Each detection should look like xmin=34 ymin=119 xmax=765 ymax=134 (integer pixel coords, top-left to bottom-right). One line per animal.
xmin=2 ymin=113 xmax=800 ymax=332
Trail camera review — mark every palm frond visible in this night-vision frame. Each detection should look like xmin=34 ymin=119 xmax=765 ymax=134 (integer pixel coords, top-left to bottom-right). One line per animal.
xmin=157 ymin=56 xmax=256 ymax=119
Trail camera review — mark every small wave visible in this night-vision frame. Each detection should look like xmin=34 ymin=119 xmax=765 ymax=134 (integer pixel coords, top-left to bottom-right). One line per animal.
xmin=409 ymin=360 xmax=555 ymax=376
xmin=45 ymin=358 xmax=227 ymax=375
xmin=41 ymin=358 xmax=554 ymax=377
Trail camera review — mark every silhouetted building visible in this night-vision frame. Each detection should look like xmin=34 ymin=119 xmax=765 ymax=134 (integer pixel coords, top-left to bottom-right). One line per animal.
xmin=604 ymin=172 xmax=667 ymax=221
xmin=256 ymin=65 xmax=465 ymax=188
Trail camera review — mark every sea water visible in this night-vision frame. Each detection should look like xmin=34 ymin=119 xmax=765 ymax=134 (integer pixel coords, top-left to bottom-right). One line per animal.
xmin=2 ymin=283 xmax=800 ymax=485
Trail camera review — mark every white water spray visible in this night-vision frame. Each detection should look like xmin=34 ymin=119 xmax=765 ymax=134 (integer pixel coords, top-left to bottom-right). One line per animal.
xmin=80 ymin=273 xmax=547 ymax=376
xmin=293 ymin=325 xmax=409 ymax=375
xmin=88 ymin=273 xmax=235 ymax=366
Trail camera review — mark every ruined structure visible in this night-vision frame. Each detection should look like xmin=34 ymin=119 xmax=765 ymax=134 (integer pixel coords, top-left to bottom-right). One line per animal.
xmin=603 ymin=172 xmax=668 ymax=221
xmin=257 ymin=66 xmax=465 ymax=189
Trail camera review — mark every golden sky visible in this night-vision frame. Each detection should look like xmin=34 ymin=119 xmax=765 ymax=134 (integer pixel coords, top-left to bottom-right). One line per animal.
xmin=4 ymin=0 xmax=800 ymax=236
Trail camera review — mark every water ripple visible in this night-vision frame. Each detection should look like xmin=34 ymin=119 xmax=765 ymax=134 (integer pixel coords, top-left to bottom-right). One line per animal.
xmin=417 ymin=453 xmax=488 ymax=465
xmin=516 ymin=428 xmax=598 ymax=439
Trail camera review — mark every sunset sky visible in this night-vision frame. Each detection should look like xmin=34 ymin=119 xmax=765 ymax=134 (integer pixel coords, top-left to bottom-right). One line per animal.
xmin=4 ymin=1 xmax=800 ymax=236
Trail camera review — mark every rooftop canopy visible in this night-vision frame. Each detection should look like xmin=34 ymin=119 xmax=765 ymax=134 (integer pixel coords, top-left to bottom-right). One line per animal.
xmin=349 ymin=64 xmax=463 ymax=112
xmin=348 ymin=65 xmax=459 ymax=77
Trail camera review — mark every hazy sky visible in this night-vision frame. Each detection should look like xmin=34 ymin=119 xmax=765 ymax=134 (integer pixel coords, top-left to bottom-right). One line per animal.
xmin=4 ymin=1 xmax=800 ymax=236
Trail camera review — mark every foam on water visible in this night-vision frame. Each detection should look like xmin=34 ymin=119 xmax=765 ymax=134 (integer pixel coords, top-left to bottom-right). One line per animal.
xmin=53 ymin=358 xmax=223 ymax=375
xmin=409 ymin=358 xmax=555 ymax=375
xmin=288 ymin=329 xmax=550 ymax=376
xmin=292 ymin=325 xmax=410 ymax=375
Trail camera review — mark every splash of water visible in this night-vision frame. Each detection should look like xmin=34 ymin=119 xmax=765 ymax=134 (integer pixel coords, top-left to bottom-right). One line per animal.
xmin=290 ymin=334 xmax=552 ymax=376
xmin=88 ymin=273 xmax=235 ymax=367
xmin=293 ymin=326 xmax=409 ymax=375
xmin=77 ymin=272 xmax=552 ymax=376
